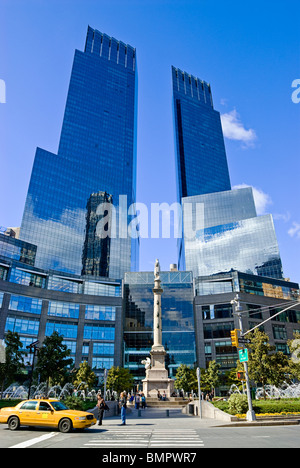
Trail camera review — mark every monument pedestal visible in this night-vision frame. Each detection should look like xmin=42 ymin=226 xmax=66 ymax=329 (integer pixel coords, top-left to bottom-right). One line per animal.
xmin=142 ymin=346 xmax=174 ymax=398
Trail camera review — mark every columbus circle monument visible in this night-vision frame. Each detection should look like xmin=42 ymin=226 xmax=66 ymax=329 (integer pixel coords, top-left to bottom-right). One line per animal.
xmin=142 ymin=259 xmax=175 ymax=397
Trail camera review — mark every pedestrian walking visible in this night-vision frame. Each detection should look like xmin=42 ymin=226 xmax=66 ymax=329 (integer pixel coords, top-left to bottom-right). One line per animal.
xmin=141 ymin=393 xmax=146 ymax=409
xmin=119 ymin=391 xmax=127 ymax=425
xmin=96 ymin=394 xmax=107 ymax=425
xmin=135 ymin=392 xmax=140 ymax=409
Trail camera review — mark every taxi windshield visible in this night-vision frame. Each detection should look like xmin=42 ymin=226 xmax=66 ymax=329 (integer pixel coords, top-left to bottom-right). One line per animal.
xmin=50 ymin=401 xmax=69 ymax=411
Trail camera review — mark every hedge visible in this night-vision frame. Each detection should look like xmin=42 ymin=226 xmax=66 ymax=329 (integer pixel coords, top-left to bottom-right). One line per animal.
xmin=213 ymin=398 xmax=300 ymax=415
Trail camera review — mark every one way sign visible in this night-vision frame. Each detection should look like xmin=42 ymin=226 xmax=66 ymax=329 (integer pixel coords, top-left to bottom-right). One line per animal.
xmin=0 ymin=340 xmax=6 ymax=364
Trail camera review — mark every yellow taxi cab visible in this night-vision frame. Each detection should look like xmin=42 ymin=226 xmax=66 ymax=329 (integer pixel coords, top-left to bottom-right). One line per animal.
xmin=0 ymin=399 xmax=97 ymax=433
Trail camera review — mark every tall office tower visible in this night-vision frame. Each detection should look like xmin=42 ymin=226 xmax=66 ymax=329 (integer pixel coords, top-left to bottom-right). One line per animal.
xmin=20 ymin=26 xmax=138 ymax=278
xmin=172 ymin=66 xmax=231 ymax=202
xmin=172 ymin=67 xmax=283 ymax=279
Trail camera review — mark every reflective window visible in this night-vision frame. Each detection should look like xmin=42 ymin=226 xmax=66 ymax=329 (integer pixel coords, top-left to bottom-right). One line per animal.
xmin=85 ymin=305 xmax=116 ymax=321
xmin=5 ymin=316 xmax=40 ymax=335
xmin=9 ymin=295 xmax=43 ymax=315
xmin=45 ymin=321 xmax=78 ymax=339
xmin=48 ymin=301 xmax=80 ymax=319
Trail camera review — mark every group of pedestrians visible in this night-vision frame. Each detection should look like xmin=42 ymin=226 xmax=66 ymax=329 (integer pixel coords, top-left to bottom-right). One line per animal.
xmin=96 ymin=390 xmax=147 ymax=426
xmin=128 ymin=391 xmax=147 ymax=410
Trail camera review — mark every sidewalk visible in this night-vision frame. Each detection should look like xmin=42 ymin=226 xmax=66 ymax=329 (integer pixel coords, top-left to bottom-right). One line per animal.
xmin=100 ymin=406 xmax=300 ymax=429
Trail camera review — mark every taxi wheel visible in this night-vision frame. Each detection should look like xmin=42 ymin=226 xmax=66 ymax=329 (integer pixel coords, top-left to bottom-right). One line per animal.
xmin=8 ymin=416 xmax=20 ymax=431
xmin=58 ymin=418 xmax=72 ymax=433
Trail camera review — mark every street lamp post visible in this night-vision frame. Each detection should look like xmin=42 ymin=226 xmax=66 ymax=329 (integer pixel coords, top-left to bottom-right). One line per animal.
xmin=196 ymin=367 xmax=202 ymax=419
xmin=26 ymin=340 xmax=39 ymax=399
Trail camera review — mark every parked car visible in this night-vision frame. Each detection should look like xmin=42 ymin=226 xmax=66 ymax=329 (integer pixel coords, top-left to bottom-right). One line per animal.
xmin=0 ymin=399 xmax=97 ymax=432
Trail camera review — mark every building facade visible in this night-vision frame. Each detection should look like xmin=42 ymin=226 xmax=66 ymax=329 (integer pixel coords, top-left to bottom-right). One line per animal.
xmin=20 ymin=26 xmax=138 ymax=278
xmin=194 ymin=271 xmax=300 ymax=378
xmin=0 ymin=257 xmax=123 ymax=378
xmin=123 ymin=269 xmax=197 ymax=383
xmin=181 ymin=188 xmax=283 ymax=279
xmin=0 ymin=253 xmax=299 ymax=389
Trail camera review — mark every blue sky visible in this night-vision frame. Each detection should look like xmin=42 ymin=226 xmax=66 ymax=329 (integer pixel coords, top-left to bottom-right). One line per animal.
xmin=0 ymin=0 xmax=299 ymax=282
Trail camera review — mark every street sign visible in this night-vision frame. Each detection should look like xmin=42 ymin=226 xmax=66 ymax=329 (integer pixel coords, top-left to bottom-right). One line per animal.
xmin=26 ymin=340 xmax=39 ymax=349
xmin=0 ymin=340 xmax=5 ymax=364
xmin=239 ymin=348 xmax=249 ymax=363
xmin=238 ymin=338 xmax=251 ymax=344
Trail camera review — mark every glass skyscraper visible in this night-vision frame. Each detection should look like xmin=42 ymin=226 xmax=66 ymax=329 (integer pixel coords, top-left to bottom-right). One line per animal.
xmin=172 ymin=66 xmax=231 ymax=202
xmin=172 ymin=67 xmax=283 ymax=279
xmin=20 ymin=26 xmax=138 ymax=278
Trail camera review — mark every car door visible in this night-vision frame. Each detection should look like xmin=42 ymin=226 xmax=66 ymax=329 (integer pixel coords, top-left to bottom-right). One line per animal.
xmin=35 ymin=401 xmax=56 ymax=427
xmin=18 ymin=401 xmax=38 ymax=425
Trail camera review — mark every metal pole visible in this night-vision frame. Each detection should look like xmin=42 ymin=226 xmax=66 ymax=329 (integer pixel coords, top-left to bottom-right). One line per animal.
xmin=196 ymin=367 xmax=202 ymax=419
xmin=103 ymin=368 xmax=108 ymax=419
xmin=232 ymin=295 xmax=256 ymax=422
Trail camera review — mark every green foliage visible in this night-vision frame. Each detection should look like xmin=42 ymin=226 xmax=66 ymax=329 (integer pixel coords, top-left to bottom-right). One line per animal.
xmin=202 ymin=361 xmax=221 ymax=395
xmin=72 ymin=361 xmax=97 ymax=391
xmin=34 ymin=331 xmax=73 ymax=389
xmin=106 ymin=366 xmax=134 ymax=394
xmin=0 ymin=331 xmax=26 ymax=396
xmin=253 ymin=399 xmax=300 ymax=415
xmin=247 ymin=329 xmax=289 ymax=389
xmin=213 ymin=398 xmax=300 ymax=416
xmin=288 ymin=334 xmax=300 ymax=381
xmin=228 ymin=394 xmax=248 ymax=414
xmin=64 ymin=395 xmax=86 ymax=411
xmin=174 ymin=364 xmax=194 ymax=392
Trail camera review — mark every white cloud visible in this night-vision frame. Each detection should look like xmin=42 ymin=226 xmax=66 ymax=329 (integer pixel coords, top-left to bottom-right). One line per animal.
xmin=288 ymin=222 xmax=300 ymax=239
xmin=273 ymin=212 xmax=291 ymax=223
xmin=221 ymin=109 xmax=256 ymax=148
xmin=233 ymin=184 xmax=272 ymax=215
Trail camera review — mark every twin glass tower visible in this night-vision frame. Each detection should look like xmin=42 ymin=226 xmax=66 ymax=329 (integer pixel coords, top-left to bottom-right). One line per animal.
xmin=20 ymin=26 xmax=283 ymax=281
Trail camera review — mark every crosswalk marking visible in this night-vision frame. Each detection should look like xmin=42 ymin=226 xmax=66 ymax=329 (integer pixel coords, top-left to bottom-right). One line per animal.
xmin=83 ymin=427 xmax=204 ymax=448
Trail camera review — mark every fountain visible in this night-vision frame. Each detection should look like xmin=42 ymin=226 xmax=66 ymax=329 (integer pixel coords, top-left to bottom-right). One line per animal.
xmin=255 ymin=382 xmax=300 ymax=400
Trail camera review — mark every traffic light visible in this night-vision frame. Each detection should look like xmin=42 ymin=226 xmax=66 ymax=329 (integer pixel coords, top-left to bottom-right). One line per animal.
xmin=230 ymin=329 xmax=240 ymax=348
xmin=237 ymin=371 xmax=245 ymax=381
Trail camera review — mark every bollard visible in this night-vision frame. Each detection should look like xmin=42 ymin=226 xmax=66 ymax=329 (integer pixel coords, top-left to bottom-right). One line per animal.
xmin=166 ymin=409 xmax=169 ymax=417
xmin=138 ymin=409 xmax=141 ymax=417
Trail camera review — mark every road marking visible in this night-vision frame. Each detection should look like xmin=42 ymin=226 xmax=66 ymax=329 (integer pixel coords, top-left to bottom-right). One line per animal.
xmin=9 ymin=432 xmax=58 ymax=448
xmin=83 ymin=427 xmax=204 ymax=448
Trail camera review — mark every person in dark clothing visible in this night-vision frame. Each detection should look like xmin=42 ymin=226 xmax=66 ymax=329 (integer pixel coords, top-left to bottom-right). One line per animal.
xmin=97 ymin=394 xmax=108 ymax=425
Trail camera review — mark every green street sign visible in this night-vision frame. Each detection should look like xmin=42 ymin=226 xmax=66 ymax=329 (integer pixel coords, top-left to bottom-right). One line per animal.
xmin=239 ymin=348 xmax=248 ymax=363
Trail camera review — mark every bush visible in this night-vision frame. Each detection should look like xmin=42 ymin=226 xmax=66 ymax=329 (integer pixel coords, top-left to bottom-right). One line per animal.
xmin=228 ymin=394 xmax=248 ymax=414
xmin=64 ymin=396 xmax=87 ymax=411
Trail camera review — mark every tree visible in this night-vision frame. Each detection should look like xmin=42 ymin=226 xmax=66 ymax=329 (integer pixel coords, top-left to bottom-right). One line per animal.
xmin=34 ymin=332 xmax=73 ymax=391
xmin=247 ymin=329 xmax=289 ymax=397
xmin=288 ymin=334 xmax=300 ymax=381
xmin=73 ymin=361 xmax=97 ymax=391
xmin=201 ymin=360 xmax=221 ymax=396
xmin=174 ymin=364 xmax=194 ymax=392
xmin=106 ymin=366 xmax=134 ymax=394
xmin=0 ymin=331 xmax=26 ymax=397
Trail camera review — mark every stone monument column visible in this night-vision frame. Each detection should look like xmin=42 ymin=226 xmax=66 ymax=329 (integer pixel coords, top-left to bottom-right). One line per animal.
xmin=142 ymin=259 xmax=174 ymax=397
xmin=153 ymin=259 xmax=163 ymax=350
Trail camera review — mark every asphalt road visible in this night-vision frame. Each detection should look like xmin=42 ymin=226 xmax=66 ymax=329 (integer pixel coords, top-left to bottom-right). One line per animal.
xmin=1 ymin=408 xmax=300 ymax=450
